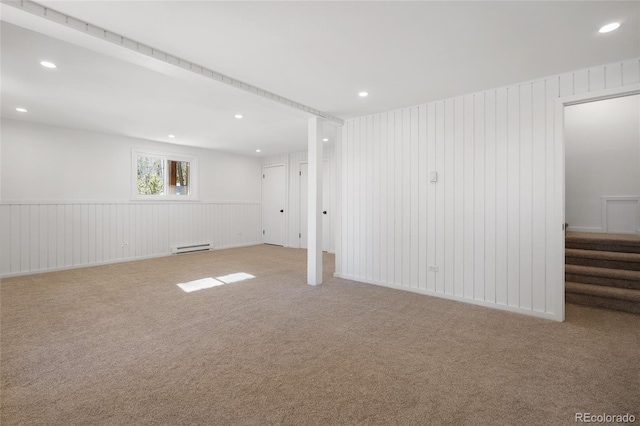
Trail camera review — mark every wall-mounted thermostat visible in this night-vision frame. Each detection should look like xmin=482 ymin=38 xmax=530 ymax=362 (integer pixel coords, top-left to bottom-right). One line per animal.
xmin=429 ymin=172 xmax=438 ymax=183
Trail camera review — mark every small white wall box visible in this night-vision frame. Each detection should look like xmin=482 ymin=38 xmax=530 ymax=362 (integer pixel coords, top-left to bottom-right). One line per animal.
xmin=429 ymin=172 xmax=438 ymax=183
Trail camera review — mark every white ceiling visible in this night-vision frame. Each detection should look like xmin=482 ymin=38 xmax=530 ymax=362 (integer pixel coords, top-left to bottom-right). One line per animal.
xmin=0 ymin=22 xmax=319 ymax=156
xmin=1 ymin=1 xmax=639 ymax=155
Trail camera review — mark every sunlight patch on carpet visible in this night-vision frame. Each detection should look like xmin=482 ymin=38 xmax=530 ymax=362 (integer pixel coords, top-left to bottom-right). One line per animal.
xmin=177 ymin=277 xmax=224 ymax=293
xmin=177 ymin=273 xmax=255 ymax=293
xmin=216 ymin=272 xmax=255 ymax=284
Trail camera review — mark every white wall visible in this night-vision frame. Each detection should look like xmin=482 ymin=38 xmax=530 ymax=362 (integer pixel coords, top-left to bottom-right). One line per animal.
xmin=0 ymin=120 xmax=263 ymax=277
xmin=335 ymin=58 xmax=640 ymax=321
xmin=262 ymin=146 xmax=335 ymax=251
xmin=565 ymin=95 xmax=640 ymax=233
xmin=1 ymin=119 xmax=261 ymax=202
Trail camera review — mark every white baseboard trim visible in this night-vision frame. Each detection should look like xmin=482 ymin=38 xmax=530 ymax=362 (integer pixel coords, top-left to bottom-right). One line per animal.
xmin=0 ymin=242 xmax=262 ymax=278
xmin=566 ymin=226 xmax=603 ymax=233
xmin=333 ymin=272 xmax=561 ymax=322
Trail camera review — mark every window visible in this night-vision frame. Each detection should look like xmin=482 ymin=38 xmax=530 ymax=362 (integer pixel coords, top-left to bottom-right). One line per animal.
xmin=132 ymin=149 xmax=197 ymax=200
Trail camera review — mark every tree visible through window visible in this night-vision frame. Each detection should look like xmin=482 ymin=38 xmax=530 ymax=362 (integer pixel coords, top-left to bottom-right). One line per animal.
xmin=137 ymin=156 xmax=165 ymax=195
xmin=168 ymin=160 xmax=190 ymax=195
xmin=134 ymin=150 xmax=196 ymax=199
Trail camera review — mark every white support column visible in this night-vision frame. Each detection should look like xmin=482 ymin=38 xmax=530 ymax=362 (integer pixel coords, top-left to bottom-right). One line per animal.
xmin=307 ymin=117 xmax=324 ymax=285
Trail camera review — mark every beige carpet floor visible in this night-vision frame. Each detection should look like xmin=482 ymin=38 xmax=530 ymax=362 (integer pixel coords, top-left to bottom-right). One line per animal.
xmin=1 ymin=245 xmax=639 ymax=425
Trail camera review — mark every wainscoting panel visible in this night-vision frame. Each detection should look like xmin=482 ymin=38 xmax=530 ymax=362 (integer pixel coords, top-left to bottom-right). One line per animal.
xmin=601 ymin=197 xmax=640 ymax=234
xmin=0 ymin=202 xmax=262 ymax=277
xmin=335 ymin=58 xmax=640 ymax=320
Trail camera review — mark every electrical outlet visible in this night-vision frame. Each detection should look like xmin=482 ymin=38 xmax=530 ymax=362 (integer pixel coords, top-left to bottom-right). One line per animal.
xmin=428 ymin=265 xmax=439 ymax=272
xmin=121 ymin=242 xmax=129 ymax=248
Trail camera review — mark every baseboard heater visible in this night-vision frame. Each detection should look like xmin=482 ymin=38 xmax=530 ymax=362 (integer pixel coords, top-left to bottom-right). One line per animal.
xmin=171 ymin=243 xmax=211 ymax=254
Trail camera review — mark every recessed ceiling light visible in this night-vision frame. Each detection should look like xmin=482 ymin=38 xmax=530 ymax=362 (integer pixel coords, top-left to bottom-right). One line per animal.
xmin=168 ymin=134 xmax=175 ymax=138
xmin=256 ymin=149 xmax=261 ymax=153
xmin=599 ymin=22 xmax=620 ymax=33
xmin=40 ymin=61 xmax=57 ymax=69
xmin=16 ymin=107 xmax=28 ymax=113
xmin=323 ymin=138 xmax=329 ymax=142
xmin=235 ymin=114 xmax=243 ymax=119
xmin=358 ymin=91 xmax=369 ymax=97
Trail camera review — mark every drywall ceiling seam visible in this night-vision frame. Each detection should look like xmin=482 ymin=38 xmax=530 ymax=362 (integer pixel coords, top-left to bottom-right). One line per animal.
xmin=3 ymin=0 xmax=345 ymax=126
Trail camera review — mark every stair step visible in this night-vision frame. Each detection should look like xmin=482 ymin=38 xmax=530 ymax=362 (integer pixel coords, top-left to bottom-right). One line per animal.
xmin=564 ymin=264 xmax=640 ymax=290
xmin=566 ymin=281 xmax=640 ymax=314
xmin=565 ymin=232 xmax=640 ymax=254
xmin=565 ymin=249 xmax=640 ymax=271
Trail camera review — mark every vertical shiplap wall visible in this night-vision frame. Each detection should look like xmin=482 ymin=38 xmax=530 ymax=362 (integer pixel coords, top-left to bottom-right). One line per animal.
xmin=262 ymin=147 xmax=336 ymax=250
xmin=335 ymin=58 xmax=640 ymax=320
xmin=0 ymin=202 xmax=261 ymax=277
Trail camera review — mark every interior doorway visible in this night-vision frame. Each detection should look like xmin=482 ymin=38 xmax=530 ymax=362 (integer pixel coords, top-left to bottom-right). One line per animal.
xmin=565 ymin=94 xmax=639 ymax=235
xmin=558 ymin=84 xmax=640 ymax=320
xmin=262 ymin=164 xmax=286 ymax=246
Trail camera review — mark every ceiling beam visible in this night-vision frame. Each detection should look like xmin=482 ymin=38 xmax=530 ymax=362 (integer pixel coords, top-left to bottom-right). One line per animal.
xmin=3 ymin=0 xmax=345 ymax=126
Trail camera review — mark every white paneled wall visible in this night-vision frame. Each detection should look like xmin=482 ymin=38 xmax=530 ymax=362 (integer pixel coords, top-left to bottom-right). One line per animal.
xmin=0 ymin=202 xmax=261 ymax=277
xmin=335 ymin=58 xmax=640 ymax=320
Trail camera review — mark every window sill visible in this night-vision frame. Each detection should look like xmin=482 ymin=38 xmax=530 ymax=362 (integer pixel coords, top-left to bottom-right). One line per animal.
xmin=130 ymin=196 xmax=200 ymax=202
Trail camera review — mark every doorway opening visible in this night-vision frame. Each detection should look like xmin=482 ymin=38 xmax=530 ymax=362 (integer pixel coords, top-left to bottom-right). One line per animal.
xmin=559 ymin=85 xmax=640 ymax=319
xmin=565 ymin=95 xmax=639 ymax=235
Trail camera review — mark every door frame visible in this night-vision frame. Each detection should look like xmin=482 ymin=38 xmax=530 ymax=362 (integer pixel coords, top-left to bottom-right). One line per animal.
xmin=554 ymin=83 xmax=640 ymax=321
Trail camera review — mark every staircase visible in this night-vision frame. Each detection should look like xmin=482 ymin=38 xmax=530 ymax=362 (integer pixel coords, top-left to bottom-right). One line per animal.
xmin=565 ymin=232 xmax=640 ymax=314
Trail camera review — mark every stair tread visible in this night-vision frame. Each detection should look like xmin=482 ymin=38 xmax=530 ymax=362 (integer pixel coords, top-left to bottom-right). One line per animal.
xmin=566 ymin=231 xmax=640 ymax=246
xmin=565 ymin=264 xmax=640 ymax=281
xmin=566 ymin=281 xmax=640 ymax=302
xmin=565 ymin=248 xmax=640 ymax=262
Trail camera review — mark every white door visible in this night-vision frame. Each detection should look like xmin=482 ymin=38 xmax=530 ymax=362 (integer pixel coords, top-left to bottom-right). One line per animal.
xmin=262 ymin=165 xmax=286 ymax=246
xmin=299 ymin=162 xmax=332 ymax=251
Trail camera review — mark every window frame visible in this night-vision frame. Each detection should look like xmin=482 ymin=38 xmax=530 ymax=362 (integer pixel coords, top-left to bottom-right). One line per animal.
xmin=131 ymin=148 xmax=198 ymax=201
